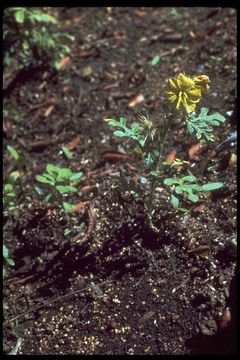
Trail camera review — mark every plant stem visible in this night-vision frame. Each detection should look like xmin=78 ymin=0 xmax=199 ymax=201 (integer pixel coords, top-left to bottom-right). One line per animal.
xmin=146 ymin=114 xmax=173 ymax=231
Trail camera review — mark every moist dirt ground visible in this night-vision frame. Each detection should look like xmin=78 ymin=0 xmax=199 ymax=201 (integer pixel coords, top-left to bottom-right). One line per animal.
xmin=3 ymin=7 xmax=237 ymax=355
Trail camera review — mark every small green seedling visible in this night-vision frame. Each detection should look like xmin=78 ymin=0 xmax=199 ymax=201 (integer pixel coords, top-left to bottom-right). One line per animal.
xmin=3 ymin=7 xmax=75 ymax=70
xmin=164 ymin=173 xmax=223 ymax=210
xmin=3 ymin=245 xmax=15 ymax=278
xmin=61 ymin=146 xmax=73 ymax=160
xmin=7 ymin=145 xmax=23 ymax=177
xmin=36 ymin=164 xmax=83 ymax=212
xmin=7 ymin=145 xmax=20 ymax=162
xmin=150 ymin=55 xmax=160 ymax=66
xmin=3 ymin=183 xmax=17 ymax=213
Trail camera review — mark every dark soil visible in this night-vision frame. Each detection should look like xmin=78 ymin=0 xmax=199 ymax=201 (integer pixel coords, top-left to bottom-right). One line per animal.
xmin=3 ymin=7 xmax=237 ymax=355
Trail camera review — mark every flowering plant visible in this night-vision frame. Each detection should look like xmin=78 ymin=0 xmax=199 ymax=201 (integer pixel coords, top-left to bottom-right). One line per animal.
xmin=106 ymin=73 xmax=225 ymax=231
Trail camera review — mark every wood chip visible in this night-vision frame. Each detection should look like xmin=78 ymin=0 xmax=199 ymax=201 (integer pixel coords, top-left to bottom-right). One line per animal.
xmin=57 ymin=56 xmax=70 ymax=69
xmin=188 ymin=143 xmax=201 ymax=160
xmin=66 ymin=134 xmax=81 ymax=150
xmin=79 ymin=185 xmax=96 ymax=194
xmin=44 ymin=105 xmax=54 ymax=118
xmin=189 ymin=30 xmax=196 ymax=39
xmin=78 ymin=50 xmax=99 ymax=58
xmin=102 ymin=82 xmax=119 ymax=90
xmin=101 ymin=150 xmax=129 ymax=161
xmin=128 ymin=94 xmax=144 ymax=108
xmin=165 ymin=148 xmax=177 ymax=164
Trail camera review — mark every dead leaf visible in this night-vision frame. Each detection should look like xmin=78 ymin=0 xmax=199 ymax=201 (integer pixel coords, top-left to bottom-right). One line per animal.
xmin=166 ymin=148 xmax=177 ymax=164
xmin=57 ymin=56 xmax=70 ymax=69
xmin=128 ymin=94 xmax=144 ymax=108
xmin=126 ymin=163 xmax=138 ymax=171
xmin=101 ymin=150 xmax=129 ymax=161
xmin=193 ymin=204 xmax=206 ymax=213
xmin=79 ymin=185 xmax=96 ymax=194
xmin=79 ymin=50 xmax=99 ymax=58
xmin=188 ymin=143 xmax=201 ymax=160
xmin=44 ymin=105 xmax=54 ymax=118
xmin=68 ymin=201 xmax=89 ymax=214
xmin=66 ymin=134 xmax=81 ymax=150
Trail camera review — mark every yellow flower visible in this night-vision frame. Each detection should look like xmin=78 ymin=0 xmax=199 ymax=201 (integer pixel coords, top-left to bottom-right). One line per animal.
xmin=193 ymin=75 xmax=210 ymax=93
xmin=164 ymin=73 xmax=202 ymax=113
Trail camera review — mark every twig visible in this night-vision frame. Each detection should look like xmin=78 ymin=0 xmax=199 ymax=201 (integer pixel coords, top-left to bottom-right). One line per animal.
xmin=3 ymin=279 xmax=107 ymax=326
xmin=72 ymin=201 xmax=96 ymax=244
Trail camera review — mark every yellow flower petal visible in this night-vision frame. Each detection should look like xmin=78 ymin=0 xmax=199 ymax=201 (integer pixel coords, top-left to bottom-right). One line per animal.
xmin=164 ymin=72 xmax=206 ymax=113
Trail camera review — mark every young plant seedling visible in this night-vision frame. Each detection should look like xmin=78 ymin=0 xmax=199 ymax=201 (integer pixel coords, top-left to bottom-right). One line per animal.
xmin=36 ymin=164 xmax=83 ymax=215
xmin=3 ymin=7 xmax=75 ymax=70
xmin=106 ymin=73 xmax=225 ymax=231
xmin=3 ymin=183 xmax=17 ymax=214
xmin=163 ymin=173 xmax=223 ymax=211
xmin=3 ymin=245 xmax=15 ymax=278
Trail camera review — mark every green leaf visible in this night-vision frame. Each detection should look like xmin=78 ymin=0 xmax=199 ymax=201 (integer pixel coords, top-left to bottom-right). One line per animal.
xmin=62 ymin=146 xmax=73 ymax=160
xmin=181 ymin=174 xmax=196 ymax=183
xmin=45 ymin=193 xmax=54 ymax=203
xmin=4 ymin=184 xmax=13 ymax=192
xmin=38 ymin=13 xmax=57 ymax=23
xmin=15 ymin=9 xmax=25 ymax=23
xmin=202 ymin=182 xmax=223 ymax=191
xmin=62 ymin=34 xmax=75 ymax=41
xmin=7 ymin=145 xmax=20 ymax=161
xmin=171 ymin=194 xmax=179 ymax=209
xmin=3 ymin=245 xmax=9 ymax=258
xmin=47 ymin=164 xmax=59 ymax=177
xmin=119 ymin=118 xmax=127 ymax=126
xmin=56 ymin=185 xmax=77 ymax=193
xmin=57 ymin=168 xmax=72 ymax=179
xmin=35 ymin=175 xmax=54 ymax=186
xmin=175 ymin=186 xmax=184 ymax=194
xmin=34 ymin=186 xmax=44 ymax=196
xmin=6 ymin=192 xmax=16 ymax=198
xmin=69 ymin=172 xmax=83 ymax=181
xmin=164 ymin=178 xmax=179 ymax=186
xmin=42 ymin=173 xmax=55 ymax=182
xmin=200 ymin=108 xmax=225 ymax=123
xmin=105 ymin=119 xmax=119 ymax=127
xmin=6 ymin=258 xmax=15 ymax=267
xmin=150 ymin=55 xmax=160 ymax=66
xmin=187 ymin=191 xmax=199 ymax=202
xmin=64 ymin=228 xmax=72 ymax=236
xmin=113 ymin=130 xmax=127 ymax=137
xmin=63 ymin=202 xmax=75 ymax=211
